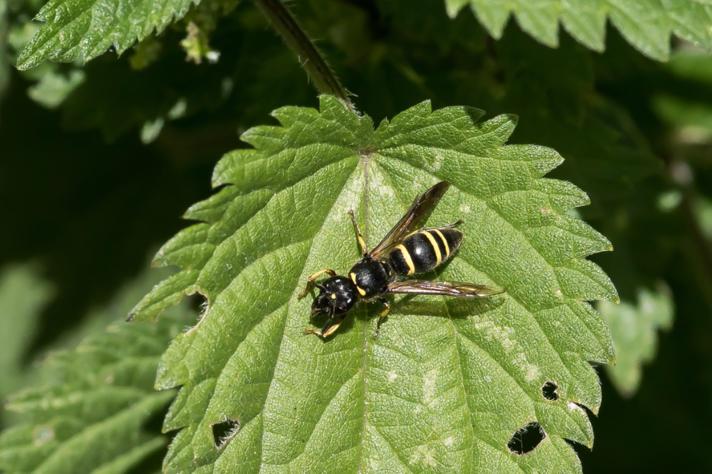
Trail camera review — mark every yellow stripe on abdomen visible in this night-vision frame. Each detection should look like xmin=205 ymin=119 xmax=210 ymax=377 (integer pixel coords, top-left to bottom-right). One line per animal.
xmin=421 ymin=230 xmax=442 ymax=265
xmin=395 ymin=244 xmax=416 ymax=275
xmin=433 ymin=228 xmax=450 ymax=257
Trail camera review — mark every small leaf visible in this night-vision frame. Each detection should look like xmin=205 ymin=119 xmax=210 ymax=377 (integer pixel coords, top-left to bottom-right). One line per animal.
xmin=16 ymin=0 xmax=201 ymax=70
xmin=133 ymin=96 xmax=616 ymax=472
xmin=447 ymin=0 xmax=712 ymax=61
xmin=601 ymin=285 xmax=674 ymax=396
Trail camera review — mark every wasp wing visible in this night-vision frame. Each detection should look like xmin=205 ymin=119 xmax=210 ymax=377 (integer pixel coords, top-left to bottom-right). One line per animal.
xmin=387 ymin=280 xmax=503 ymax=298
xmin=369 ymin=181 xmax=451 ymax=260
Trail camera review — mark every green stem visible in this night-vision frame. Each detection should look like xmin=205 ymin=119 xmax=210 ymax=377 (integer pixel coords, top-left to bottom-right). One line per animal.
xmin=254 ymin=0 xmax=354 ymax=110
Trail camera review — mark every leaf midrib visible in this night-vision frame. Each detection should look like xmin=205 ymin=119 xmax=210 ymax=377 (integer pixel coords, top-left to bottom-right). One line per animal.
xmin=357 ymin=155 xmax=375 ymax=474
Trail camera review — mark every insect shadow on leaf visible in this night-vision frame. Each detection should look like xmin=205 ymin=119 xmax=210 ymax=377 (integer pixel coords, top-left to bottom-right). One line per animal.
xmin=394 ymin=293 xmax=506 ymax=319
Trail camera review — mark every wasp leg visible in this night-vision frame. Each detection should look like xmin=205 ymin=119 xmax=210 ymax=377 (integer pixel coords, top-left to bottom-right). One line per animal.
xmin=298 ymin=268 xmax=336 ymax=299
xmin=303 ymin=326 xmax=323 ymax=337
xmin=303 ymin=317 xmax=344 ymax=338
xmin=348 ymin=209 xmax=368 ymax=256
xmin=374 ymin=299 xmax=391 ymax=337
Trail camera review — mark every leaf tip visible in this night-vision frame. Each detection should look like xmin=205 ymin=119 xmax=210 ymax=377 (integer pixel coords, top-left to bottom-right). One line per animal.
xmin=15 ymin=52 xmax=36 ymax=72
xmin=503 ymin=113 xmax=519 ymax=127
xmin=444 ymin=0 xmax=468 ymax=18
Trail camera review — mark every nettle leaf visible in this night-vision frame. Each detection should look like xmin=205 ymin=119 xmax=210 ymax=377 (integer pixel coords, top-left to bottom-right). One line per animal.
xmin=16 ymin=0 xmax=201 ymax=70
xmin=132 ymin=96 xmax=616 ymax=472
xmin=600 ymin=285 xmax=673 ymax=396
xmin=0 ymin=314 xmax=185 ymax=472
xmin=445 ymin=0 xmax=712 ymax=61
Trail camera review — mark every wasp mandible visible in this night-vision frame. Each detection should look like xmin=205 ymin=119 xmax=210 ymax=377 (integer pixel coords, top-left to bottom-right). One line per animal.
xmin=299 ymin=181 xmax=502 ymax=338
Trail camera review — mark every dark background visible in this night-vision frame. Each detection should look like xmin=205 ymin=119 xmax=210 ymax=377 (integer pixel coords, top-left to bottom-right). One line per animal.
xmin=1 ymin=0 xmax=710 ymax=471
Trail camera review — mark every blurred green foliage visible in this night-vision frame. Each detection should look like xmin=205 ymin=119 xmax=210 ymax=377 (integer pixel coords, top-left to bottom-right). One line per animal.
xmin=0 ymin=273 xmax=192 ymax=473
xmin=0 ymin=0 xmax=710 ymax=472
xmin=0 ymin=264 xmax=53 ymax=409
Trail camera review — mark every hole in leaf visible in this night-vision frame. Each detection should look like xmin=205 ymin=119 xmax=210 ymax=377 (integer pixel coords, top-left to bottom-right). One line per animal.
xmin=542 ymin=381 xmax=558 ymax=400
xmin=211 ymin=418 xmax=240 ymax=449
xmin=507 ymin=422 xmax=545 ymax=455
xmin=187 ymin=291 xmax=209 ymax=315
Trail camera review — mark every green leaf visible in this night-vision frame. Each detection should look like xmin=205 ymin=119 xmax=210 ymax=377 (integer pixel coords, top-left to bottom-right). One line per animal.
xmin=0 ymin=264 xmax=53 ymax=405
xmin=132 ymin=96 xmax=616 ymax=472
xmin=445 ymin=0 xmax=712 ymax=61
xmin=16 ymin=0 xmax=200 ymax=70
xmin=0 ymin=299 xmax=187 ymax=473
xmin=600 ymin=285 xmax=674 ymax=396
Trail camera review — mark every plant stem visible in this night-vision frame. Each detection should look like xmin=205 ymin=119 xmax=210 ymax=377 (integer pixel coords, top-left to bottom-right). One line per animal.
xmin=254 ymin=0 xmax=354 ymax=110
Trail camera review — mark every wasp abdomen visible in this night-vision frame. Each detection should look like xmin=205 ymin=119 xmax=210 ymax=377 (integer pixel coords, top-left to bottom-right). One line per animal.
xmin=388 ymin=227 xmax=462 ymax=276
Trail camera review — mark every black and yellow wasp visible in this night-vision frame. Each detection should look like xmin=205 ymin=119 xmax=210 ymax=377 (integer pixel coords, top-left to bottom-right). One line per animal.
xmin=299 ymin=181 xmax=502 ymax=338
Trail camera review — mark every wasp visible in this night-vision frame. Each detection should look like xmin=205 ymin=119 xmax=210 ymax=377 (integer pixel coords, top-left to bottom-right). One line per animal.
xmin=299 ymin=181 xmax=502 ymax=338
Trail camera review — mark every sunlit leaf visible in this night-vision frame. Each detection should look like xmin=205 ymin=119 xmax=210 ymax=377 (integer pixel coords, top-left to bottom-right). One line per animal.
xmin=133 ymin=96 xmax=616 ymax=472
xmin=16 ymin=0 xmax=200 ymax=70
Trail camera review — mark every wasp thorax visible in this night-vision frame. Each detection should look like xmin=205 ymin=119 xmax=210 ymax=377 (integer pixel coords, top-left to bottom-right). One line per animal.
xmin=312 ymin=276 xmax=358 ymax=316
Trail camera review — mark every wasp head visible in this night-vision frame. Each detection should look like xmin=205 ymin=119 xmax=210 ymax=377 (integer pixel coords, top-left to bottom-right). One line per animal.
xmin=311 ymin=276 xmax=358 ymax=317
